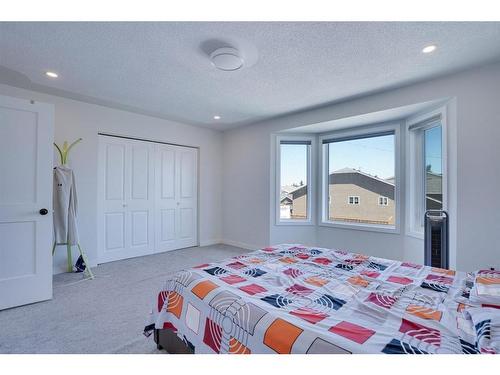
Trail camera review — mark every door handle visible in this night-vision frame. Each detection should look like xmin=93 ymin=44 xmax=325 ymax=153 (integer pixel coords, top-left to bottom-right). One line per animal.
xmin=39 ymin=208 xmax=49 ymax=215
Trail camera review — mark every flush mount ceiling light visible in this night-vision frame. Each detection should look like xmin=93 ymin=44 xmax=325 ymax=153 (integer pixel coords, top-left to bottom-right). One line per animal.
xmin=45 ymin=71 xmax=59 ymax=78
xmin=210 ymin=47 xmax=244 ymax=71
xmin=213 ymin=115 xmax=221 ymax=120
xmin=422 ymin=45 xmax=437 ymax=54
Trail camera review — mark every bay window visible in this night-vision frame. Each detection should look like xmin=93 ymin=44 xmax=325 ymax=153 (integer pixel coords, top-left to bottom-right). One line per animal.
xmin=407 ymin=109 xmax=446 ymax=237
xmin=320 ymin=124 xmax=399 ymax=231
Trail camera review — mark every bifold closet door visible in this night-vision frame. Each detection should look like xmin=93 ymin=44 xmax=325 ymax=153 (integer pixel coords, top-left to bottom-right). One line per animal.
xmin=155 ymin=144 xmax=198 ymax=252
xmin=98 ymin=136 xmax=198 ymax=263
xmin=98 ymin=136 xmax=155 ymax=263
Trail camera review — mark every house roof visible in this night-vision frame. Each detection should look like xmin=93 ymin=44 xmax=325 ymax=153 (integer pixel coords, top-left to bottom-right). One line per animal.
xmin=281 ymin=185 xmax=297 ymax=194
xmin=282 ymin=168 xmax=396 ymax=202
xmin=329 ymin=168 xmax=395 ymax=199
xmin=281 ymin=169 xmax=441 ymax=204
xmin=331 ymin=168 xmax=394 ymax=187
xmin=289 ymin=185 xmax=308 ymax=199
xmin=287 ymin=184 xmax=307 ymax=194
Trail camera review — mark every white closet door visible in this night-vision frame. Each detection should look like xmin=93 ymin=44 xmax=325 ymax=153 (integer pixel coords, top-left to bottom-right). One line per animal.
xmin=0 ymin=95 xmax=54 ymax=310
xmin=154 ymin=145 xmax=177 ymax=251
xmin=98 ymin=136 xmax=197 ymax=263
xmin=98 ymin=136 xmax=155 ymax=263
xmin=155 ymin=144 xmax=198 ymax=252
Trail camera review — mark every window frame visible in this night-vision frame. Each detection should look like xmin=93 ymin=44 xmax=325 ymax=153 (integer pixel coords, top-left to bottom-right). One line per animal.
xmin=319 ymin=122 xmax=401 ymax=234
xmin=275 ymin=135 xmax=315 ymax=226
xmin=406 ymin=107 xmax=447 ymax=239
xmin=379 ymin=196 xmax=389 ymax=206
xmin=348 ymin=196 xmax=360 ymax=205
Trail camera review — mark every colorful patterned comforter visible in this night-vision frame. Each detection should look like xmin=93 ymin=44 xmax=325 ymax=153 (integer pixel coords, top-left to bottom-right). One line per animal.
xmin=148 ymin=244 xmax=499 ymax=354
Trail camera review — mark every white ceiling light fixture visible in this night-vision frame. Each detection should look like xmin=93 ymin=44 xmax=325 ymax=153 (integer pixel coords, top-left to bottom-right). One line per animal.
xmin=210 ymin=47 xmax=244 ymax=71
xmin=45 ymin=71 xmax=59 ymax=78
xmin=213 ymin=115 xmax=221 ymax=120
xmin=422 ymin=45 xmax=437 ymax=54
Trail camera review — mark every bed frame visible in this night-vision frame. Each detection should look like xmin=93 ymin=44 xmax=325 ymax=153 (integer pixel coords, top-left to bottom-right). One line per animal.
xmin=154 ymin=328 xmax=194 ymax=354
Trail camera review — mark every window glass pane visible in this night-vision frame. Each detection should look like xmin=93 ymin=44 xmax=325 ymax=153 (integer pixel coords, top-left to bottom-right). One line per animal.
xmin=280 ymin=143 xmax=308 ymax=220
xmin=424 ymin=125 xmax=443 ymax=211
xmin=328 ymin=133 xmax=395 ymax=225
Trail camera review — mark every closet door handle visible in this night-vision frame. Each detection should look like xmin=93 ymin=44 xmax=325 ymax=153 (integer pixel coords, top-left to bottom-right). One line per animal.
xmin=39 ymin=208 xmax=49 ymax=215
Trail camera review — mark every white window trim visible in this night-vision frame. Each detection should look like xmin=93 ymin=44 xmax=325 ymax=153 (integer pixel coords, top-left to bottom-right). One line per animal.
xmin=274 ymin=134 xmax=316 ymax=226
xmin=348 ymin=195 xmax=360 ymax=205
xmin=406 ymin=106 xmax=448 ymax=239
xmin=379 ymin=196 xmax=388 ymax=206
xmin=319 ymin=122 xmax=401 ymax=234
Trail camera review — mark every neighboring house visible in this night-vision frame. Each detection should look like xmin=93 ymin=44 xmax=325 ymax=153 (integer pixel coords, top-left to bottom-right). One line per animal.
xmin=280 ymin=185 xmax=307 ymax=219
xmin=280 ymin=168 xmax=396 ymax=224
xmin=426 ymin=172 xmax=443 ymax=210
xmin=327 ymin=168 xmax=395 ymax=225
xmin=280 ymin=192 xmax=293 ymax=219
xmin=281 ymin=169 xmax=443 ymax=224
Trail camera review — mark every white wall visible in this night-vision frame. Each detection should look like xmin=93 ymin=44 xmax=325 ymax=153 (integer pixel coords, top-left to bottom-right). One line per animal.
xmin=0 ymin=84 xmax=224 ymax=273
xmin=222 ymin=62 xmax=500 ymax=272
xmin=221 ymin=126 xmax=271 ymax=250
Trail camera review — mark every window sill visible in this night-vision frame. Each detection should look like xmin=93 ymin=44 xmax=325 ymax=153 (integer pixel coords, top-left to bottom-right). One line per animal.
xmin=275 ymin=220 xmax=315 ymax=226
xmin=319 ymin=220 xmax=399 ymax=234
xmin=406 ymin=229 xmax=424 ymax=240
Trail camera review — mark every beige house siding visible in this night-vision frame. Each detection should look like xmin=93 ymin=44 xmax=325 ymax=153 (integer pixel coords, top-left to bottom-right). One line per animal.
xmin=426 ymin=172 xmax=443 ymax=210
xmin=282 ymin=170 xmax=396 ymax=224
xmin=290 ymin=193 xmax=307 ymax=219
xmin=329 ymin=184 xmax=395 ymax=225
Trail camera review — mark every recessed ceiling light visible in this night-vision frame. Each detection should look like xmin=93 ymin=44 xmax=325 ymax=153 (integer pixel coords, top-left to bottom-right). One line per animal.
xmin=45 ymin=71 xmax=59 ymax=78
xmin=422 ymin=45 xmax=437 ymax=54
xmin=213 ymin=115 xmax=221 ymax=120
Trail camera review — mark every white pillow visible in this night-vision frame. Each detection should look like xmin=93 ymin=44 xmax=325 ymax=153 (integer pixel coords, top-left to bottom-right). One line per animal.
xmin=469 ymin=270 xmax=500 ymax=306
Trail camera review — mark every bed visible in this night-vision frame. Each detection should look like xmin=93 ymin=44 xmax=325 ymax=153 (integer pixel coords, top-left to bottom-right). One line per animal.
xmin=145 ymin=244 xmax=499 ymax=354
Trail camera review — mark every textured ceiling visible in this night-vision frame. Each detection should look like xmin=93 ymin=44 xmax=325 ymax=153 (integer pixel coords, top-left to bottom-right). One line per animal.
xmin=1 ymin=22 xmax=500 ymax=130
xmin=283 ymin=100 xmax=447 ymax=134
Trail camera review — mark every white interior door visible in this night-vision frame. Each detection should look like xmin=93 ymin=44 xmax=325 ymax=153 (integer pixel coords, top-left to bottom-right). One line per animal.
xmin=97 ymin=136 xmax=155 ymax=263
xmin=155 ymin=144 xmax=198 ymax=252
xmin=0 ymin=95 xmax=54 ymax=310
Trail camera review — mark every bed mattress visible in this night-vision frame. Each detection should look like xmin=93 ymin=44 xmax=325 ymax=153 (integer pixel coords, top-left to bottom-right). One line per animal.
xmin=148 ymin=244 xmax=498 ymax=354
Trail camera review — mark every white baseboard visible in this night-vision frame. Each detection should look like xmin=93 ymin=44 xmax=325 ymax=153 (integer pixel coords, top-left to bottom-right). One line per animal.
xmin=199 ymin=239 xmax=221 ymax=247
xmin=220 ymin=239 xmax=260 ymax=251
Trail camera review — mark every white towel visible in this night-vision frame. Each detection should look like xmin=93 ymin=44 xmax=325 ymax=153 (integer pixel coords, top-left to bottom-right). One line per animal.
xmin=470 ymin=269 xmax=500 ymax=306
xmin=53 ymin=166 xmax=79 ymax=245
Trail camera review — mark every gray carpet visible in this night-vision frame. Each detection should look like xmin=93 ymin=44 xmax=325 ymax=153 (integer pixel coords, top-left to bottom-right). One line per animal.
xmin=0 ymin=244 xmax=249 ymax=354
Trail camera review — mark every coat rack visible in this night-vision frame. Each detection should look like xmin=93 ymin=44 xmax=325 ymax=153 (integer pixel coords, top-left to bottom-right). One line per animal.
xmin=52 ymin=138 xmax=94 ymax=279
xmin=54 ymin=138 xmax=82 ymax=165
